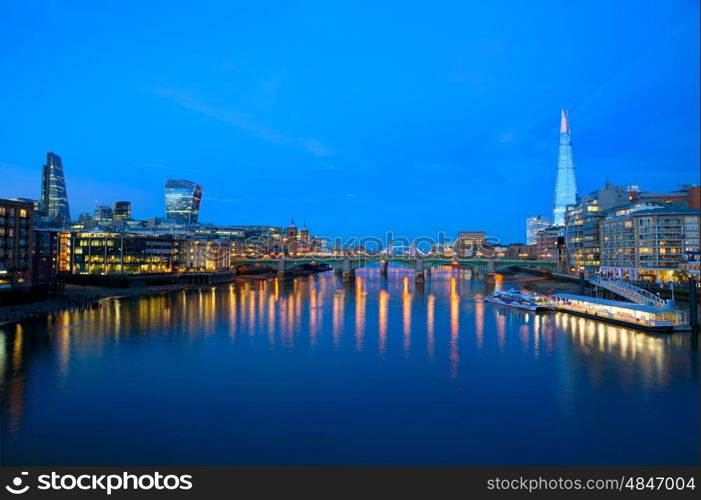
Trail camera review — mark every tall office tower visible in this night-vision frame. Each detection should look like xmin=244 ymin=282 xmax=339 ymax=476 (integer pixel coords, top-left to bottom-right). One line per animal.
xmin=39 ymin=152 xmax=71 ymax=225
xmin=552 ymin=109 xmax=578 ymax=226
xmin=526 ymin=215 xmax=551 ymax=245
xmin=113 ymin=201 xmax=132 ymax=220
xmin=93 ymin=205 xmax=113 ymax=221
xmin=164 ymin=179 xmax=203 ymax=225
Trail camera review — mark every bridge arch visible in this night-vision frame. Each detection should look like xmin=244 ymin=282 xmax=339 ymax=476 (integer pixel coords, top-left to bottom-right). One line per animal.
xmin=493 ymin=261 xmax=556 ymax=273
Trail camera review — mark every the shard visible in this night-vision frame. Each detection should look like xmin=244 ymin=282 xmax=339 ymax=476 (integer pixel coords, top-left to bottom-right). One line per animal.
xmin=552 ymin=109 xmax=578 ymax=226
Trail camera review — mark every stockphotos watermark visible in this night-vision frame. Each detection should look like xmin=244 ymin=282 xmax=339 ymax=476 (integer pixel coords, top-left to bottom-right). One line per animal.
xmin=3 ymin=471 xmax=192 ymax=495
xmin=194 ymin=231 xmax=503 ymax=262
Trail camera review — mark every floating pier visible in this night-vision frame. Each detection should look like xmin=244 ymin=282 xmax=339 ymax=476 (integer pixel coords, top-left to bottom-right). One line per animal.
xmin=553 ymin=293 xmax=691 ymax=332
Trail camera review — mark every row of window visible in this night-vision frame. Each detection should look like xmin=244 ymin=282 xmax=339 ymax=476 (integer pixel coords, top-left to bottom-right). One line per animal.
xmin=0 ymin=207 xmax=29 ymax=217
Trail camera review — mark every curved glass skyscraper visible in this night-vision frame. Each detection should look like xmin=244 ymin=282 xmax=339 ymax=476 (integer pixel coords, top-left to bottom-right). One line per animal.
xmin=165 ymin=179 xmax=203 ymax=225
xmin=552 ymin=109 xmax=578 ymax=226
xmin=39 ymin=152 xmax=71 ymax=226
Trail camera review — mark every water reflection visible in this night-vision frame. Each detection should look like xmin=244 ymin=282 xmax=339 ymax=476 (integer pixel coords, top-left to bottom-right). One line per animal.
xmin=449 ymin=277 xmax=460 ymax=377
xmin=378 ymin=289 xmax=388 ymax=356
xmin=355 ymin=278 xmax=366 ymax=351
xmin=0 ymin=267 xmax=697 ymax=464
xmin=426 ymin=294 xmax=435 ymax=360
xmin=332 ymin=289 xmax=344 ymax=348
xmin=402 ymin=277 xmax=411 ymax=356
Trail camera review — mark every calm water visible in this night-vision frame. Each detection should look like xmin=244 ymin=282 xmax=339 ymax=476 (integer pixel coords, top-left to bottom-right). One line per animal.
xmin=0 ymin=268 xmax=698 ymax=465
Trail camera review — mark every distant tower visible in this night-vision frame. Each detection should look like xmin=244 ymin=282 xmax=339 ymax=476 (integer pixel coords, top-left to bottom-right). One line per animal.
xmin=552 ymin=109 xmax=578 ymax=226
xmin=164 ymin=179 xmax=203 ymax=225
xmin=526 ymin=215 xmax=551 ymax=245
xmin=39 ymin=152 xmax=71 ymax=225
xmin=112 ymin=201 xmax=131 ymax=220
xmin=286 ymin=218 xmax=298 ymax=239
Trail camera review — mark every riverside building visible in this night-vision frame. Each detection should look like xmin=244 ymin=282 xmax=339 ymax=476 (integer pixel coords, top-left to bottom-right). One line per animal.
xmin=600 ymin=204 xmax=701 ymax=283
xmin=0 ymin=199 xmax=34 ymax=292
xmin=68 ymin=232 xmax=179 ymax=274
xmin=564 ymin=182 xmax=630 ymax=274
xmin=535 ymin=226 xmax=566 ymax=269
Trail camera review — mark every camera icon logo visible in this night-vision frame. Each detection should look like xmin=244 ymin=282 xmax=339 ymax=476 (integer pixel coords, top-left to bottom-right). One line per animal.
xmin=4 ymin=472 xmax=30 ymax=495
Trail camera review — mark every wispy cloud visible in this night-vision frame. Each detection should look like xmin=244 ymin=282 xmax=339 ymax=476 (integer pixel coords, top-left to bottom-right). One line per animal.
xmin=206 ymin=197 xmax=252 ymax=205
xmin=131 ymin=161 xmax=188 ymax=172
xmin=574 ymin=18 xmax=692 ymax=121
xmin=156 ymin=87 xmax=333 ymax=157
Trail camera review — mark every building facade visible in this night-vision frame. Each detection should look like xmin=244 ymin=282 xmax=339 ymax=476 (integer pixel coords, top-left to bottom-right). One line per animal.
xmin=112 ymin=201 xmax=131 ymax=220
xmin=629 ymin=185 xmax=700 ymax=210
xmin=182 ymin=239 xmax=237 ymax=272
xmin=32 ymin=228 xmax=62 ymax=288
xmin=0 ymin=199 xmax=34 ymax=291
xmin=68 ymin=232 xmax=179 ymax=274
xmin=164 ymin=179 xmax=203 ymax=225
xmin=552 ymin=109 xmax=578 ymax=226
xmin=564 ymin=196 xmax=602 ymax=273
xmin=94 ymin=205 xmax=113 ymax=222
xmin=453 ymin=231 xmax=489 ymax=258
xmin=39 ymin=152 xmax=71 ymax=226
xmin=526 ymin=215 xmax=550 ymax=245
xmin=600 ymin=205 xmax=700 ymax=282
xmin=564 ymin=183 xmax=630 ymax=274
xmin=535 ymin=226 xmax=566 ymax=268
xmin=505 ymin=243 xmax=536 ymax=260
xmin=599 ymin=201 xmax=664 ymax=280
xmin=634 ymin=208 xmax=699 ymax=282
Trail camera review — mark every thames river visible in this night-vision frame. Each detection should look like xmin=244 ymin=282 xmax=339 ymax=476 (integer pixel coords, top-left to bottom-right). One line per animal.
xmin=0 ymin=267 xmax=698 ymax=465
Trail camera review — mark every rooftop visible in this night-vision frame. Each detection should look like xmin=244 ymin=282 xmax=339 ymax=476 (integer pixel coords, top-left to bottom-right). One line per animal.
xmin=631 ymin=208 xmax=700 ymax=217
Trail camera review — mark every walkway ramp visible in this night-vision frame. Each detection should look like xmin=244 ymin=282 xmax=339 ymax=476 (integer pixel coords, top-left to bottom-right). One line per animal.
xmin=589 ymin=277 xmax=666 ymax=307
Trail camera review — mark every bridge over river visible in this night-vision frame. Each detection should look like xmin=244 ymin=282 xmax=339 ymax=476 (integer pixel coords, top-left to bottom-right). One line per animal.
xmin=229 ymin=255 xmax=558 ymax=283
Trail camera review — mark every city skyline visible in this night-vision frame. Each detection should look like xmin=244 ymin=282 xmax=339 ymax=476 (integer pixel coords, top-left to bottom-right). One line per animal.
xmin=0 ymin=1 xmax=699 ymax=242
xmin=1 ymin=1 xmax=700 ymax=477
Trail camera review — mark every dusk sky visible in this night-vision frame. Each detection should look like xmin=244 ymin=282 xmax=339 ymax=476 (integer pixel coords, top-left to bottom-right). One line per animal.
xmin=1 ymin=1 xmax=698 ymax=243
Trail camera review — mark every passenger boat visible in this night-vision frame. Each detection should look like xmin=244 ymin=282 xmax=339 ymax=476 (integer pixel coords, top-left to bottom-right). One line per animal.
xmin=484 ymin=290 xmax=556 ymax=312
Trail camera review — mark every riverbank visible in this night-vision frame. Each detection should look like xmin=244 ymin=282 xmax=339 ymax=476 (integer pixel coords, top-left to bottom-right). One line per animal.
xmin=514 ymin=274 xmax=582 ymax=296
xmin=0 ymin=269 xmax=325 ymax=327
xmin=0 ymin=282 xmax=207 ymax=326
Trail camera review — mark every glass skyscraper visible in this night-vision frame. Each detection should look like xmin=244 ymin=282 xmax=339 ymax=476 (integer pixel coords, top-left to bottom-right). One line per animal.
xmin=526 ymin=215 xmax=551 ymax=245
xmin=552 ymin=109 xmax=578 ymax=226
xmin=112 ymin=201 xmax=131 ymax=220
xmin=164 ymin=179 xmax=203 ymax=225
xmin=39 ymin=152 xmax=71 ymax=225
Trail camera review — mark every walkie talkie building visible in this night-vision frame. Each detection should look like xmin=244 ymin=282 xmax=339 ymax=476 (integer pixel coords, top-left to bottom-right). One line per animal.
xmin=164 ymin=179 xmax=203 ymax=225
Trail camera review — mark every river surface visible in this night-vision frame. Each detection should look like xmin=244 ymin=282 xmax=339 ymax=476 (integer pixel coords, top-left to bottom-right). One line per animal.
xmin=0 ymin=268 xmax=698 ymax=465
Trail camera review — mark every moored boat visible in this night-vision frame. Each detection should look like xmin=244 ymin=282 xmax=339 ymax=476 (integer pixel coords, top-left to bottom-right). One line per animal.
xmin=484 ymin=290 xmax=556 ymax=312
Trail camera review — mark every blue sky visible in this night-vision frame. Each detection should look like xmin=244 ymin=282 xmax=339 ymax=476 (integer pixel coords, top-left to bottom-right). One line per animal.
xmin=1 ymin=0 xmax=698 ymax=243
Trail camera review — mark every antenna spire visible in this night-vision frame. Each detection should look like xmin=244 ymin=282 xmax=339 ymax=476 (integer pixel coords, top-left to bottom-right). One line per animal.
xmin=560 ymin=109 xmax=570 ymax=134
